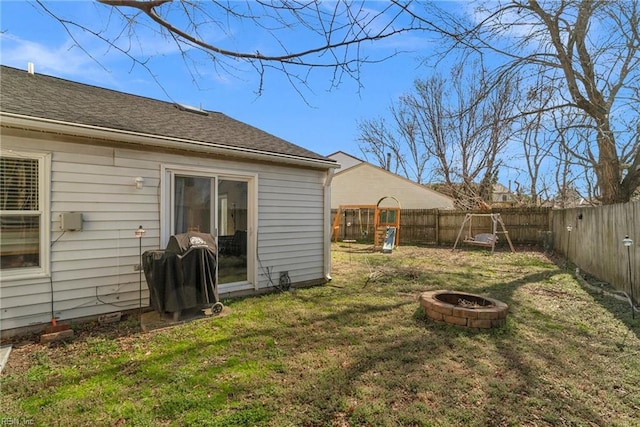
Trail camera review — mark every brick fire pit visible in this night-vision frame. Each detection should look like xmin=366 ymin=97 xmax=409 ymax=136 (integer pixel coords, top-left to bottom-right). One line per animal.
xmin=419 ymin=290 xmax=508 ymax=329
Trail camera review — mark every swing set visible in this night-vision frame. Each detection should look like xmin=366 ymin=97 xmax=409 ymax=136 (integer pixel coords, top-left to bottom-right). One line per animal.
xmin=452 ymin=213 xmax=515 ymax=253
xmin=332 ymin=196 xmax=401 ymax=250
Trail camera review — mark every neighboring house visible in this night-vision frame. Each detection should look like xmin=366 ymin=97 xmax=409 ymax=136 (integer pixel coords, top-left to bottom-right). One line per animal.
xmin=0 ymin=65 xmax=338 ymax=333
xmin=327 ymin=151 xmax=364 ymax=172
xmin=327 ymin=151 xmax=454 ymax=209
xmin=428 ymin=181 xmax=516 ymax=208
xmin=492 ymin=183 xmax=515 ymax=205
xmin=549 ymin=188 xmax=597 ymax=209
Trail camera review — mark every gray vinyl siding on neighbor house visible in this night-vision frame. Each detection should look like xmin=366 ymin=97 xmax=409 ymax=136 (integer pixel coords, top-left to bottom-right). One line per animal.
xmin=0 ymin=132 xmax=327 ymax=331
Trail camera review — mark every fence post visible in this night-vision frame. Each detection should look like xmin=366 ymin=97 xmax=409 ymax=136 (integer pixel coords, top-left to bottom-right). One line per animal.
xmin=435 ymin=209 xmax=440 ymax=246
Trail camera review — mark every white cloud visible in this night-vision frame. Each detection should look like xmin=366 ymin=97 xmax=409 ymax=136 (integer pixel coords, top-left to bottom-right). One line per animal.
xmin=2 ymin=33 xmax=89 ymax=75
xmin=0 ymin=32 xmax=124 ymax=87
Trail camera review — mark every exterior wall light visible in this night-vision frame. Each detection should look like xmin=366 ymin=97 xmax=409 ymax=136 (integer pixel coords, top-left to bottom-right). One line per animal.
xmin=135 ymin=225 xmax=146 ymax=238
xmin=623 ymin=235 xmax=633 ymax=247
xmin=135 ymin=176 xmax=145 ymax=189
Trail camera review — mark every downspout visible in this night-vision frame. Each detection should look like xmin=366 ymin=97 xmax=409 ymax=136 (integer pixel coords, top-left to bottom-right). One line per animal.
xmin=323 ymin=167 xmax=335 ymax=281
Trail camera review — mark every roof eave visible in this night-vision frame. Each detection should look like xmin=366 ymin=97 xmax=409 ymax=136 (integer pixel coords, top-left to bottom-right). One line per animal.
xmin=0 ymin=113 xmax=339 ymax=170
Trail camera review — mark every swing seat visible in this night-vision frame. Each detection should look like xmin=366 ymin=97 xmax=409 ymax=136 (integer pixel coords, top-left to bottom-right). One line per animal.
xmin=464 ymin=233 xmax=497 ymax=247
xmin=453 ymin=213 xmax=515 ymax=253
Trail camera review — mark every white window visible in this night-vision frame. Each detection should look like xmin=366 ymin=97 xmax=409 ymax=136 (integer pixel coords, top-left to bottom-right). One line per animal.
xmin=0 ymin=151 xmax=50 ymax=278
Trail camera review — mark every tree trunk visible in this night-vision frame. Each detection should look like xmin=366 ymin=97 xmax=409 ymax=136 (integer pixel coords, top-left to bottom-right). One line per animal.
xmin=594 ymin=122 xmax=622 ymax=204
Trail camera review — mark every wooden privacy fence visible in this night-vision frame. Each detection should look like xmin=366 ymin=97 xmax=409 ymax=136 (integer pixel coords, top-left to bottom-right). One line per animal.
xmin=331 ymin=202 xmax=639 ymax=304
xmin=330 ymin=207 xmax=552 ymax=246
xmin=550 ymin=201 xmax=639 ymax=305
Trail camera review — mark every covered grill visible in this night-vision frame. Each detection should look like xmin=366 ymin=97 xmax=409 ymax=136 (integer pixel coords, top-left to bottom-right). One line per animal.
xmin=142 ymin=232 xmax=222 ymax=320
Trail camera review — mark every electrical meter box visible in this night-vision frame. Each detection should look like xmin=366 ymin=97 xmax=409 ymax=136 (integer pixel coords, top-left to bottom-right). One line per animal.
xmin=60 ymin=212 xmax=83 ymax=231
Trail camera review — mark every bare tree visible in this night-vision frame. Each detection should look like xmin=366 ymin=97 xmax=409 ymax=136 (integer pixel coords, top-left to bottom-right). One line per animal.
xmin=549 ymin=109 xmax=597 ymax=207
xmin=514 ymin=73 xmax=556 ymax=206
xmin=358 ymin=109 xmax=430 ymax=183
xmin=32 ymin=1 xmax=640 ymax=204
xmin=518 ymin=116 xmax=553 ymax=206
xmin=34 ymin=0 xmax=438 ymax=96
xmin=358 ymin=62 xmax=518 ymax=208
xmin=409 ymin=0 xmax=640 ymax=204
xmin=357 ymin=117 xmax=417 ymax=178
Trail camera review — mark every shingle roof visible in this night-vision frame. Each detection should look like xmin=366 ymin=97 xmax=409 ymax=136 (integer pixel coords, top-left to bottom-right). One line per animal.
xmin=0 ymin=65 xmax=332 ymax=164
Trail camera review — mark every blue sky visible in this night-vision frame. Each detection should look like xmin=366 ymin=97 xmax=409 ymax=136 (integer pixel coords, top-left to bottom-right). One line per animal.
xmin=0 ymin=1 xmax=438 ymax=159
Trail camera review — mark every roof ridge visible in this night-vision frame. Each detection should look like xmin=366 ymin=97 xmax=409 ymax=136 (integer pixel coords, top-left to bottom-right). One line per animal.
xmin=0 ymin=64 xmax=334 ymax=164
xmin=0 ymin=64 xmax=220 ymax=114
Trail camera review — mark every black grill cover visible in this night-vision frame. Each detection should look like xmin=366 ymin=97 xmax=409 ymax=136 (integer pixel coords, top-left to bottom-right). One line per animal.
xmin=143 ymin=232 xmax=218 ymax=314
xmin=166 ymin=232 xmax=217 ymax=254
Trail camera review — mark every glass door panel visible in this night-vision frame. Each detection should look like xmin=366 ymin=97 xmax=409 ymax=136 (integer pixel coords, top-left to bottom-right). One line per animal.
xmin=174 ymin=175 xmax=212 ymax=234
xmin=217 ymin=179 xmax=248 ymax=284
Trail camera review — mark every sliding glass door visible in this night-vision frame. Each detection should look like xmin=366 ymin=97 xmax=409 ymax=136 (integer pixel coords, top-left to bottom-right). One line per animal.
xmin=169 ymin=170 xmax=252 ymax=286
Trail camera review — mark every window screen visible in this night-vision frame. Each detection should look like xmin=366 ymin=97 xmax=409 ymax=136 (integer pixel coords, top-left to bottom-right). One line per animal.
xmin=1 ymin=156 xmax=41 ymax=269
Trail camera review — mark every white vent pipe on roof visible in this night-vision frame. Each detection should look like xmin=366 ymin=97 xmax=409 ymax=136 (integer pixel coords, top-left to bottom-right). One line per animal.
xmin=27 ymin=62 xmax=35 ymax=75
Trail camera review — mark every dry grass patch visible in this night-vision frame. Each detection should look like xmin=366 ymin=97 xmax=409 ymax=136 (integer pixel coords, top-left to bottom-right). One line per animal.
xmin=2 ymin=244 xmax=639 ymax=426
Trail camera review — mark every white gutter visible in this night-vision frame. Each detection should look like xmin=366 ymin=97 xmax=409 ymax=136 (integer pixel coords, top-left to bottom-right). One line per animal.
xmin=323 ymin=167 xmax=335 ymax=281
xmin=0 ymin=113 xmax=340 ymax=170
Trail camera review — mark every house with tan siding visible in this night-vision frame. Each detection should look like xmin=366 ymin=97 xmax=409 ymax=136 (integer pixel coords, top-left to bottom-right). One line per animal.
xmin=328 ymin=151 xmax=454 ymax=209
xmin=0 ymin=65 xmax=338 ymax=334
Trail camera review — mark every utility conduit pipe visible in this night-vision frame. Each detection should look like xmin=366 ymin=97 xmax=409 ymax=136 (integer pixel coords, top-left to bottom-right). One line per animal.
xmin=575 ymin=268 xmax=639 ymax=315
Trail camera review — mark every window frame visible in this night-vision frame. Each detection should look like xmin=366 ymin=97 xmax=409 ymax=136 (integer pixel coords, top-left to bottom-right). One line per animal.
xmin=0 ymin=150 xmax=51 ymax=279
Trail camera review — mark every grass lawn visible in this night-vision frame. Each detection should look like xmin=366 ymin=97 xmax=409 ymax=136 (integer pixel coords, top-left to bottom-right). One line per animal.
xmin=1 ymin=244 xmax=639 ymax=426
